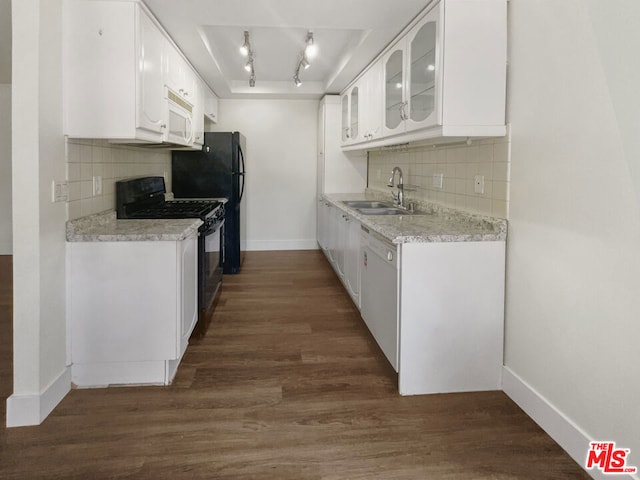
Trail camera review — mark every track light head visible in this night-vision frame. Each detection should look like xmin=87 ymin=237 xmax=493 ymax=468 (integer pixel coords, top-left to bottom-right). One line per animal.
xmin=240 ymin=31 xmax=250 ymax=56
xmin=293 ymin=74 xmax=302 ymax=87
xmin=305 ymin=31 xmax=317 ymax=58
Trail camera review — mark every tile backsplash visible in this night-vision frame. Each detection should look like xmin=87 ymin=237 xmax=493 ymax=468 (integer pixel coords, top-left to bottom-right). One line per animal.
xmin=367 ymin=136 xmax=510 ymax=218
xmin=66 ymin=138 xmax=172 ymax=220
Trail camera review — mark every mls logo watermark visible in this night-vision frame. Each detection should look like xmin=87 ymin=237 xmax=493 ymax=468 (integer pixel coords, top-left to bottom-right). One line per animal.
xmin=586 ymin=442 xmax=637 ymax=475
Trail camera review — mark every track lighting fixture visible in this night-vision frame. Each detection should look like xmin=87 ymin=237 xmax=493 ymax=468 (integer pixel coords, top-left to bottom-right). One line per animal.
xmin=293 ymin=31 xmax=317 ymax=87
xmin=305 ymin=31 xmax=317 ymax=58
xmin=239 ymin=30 xmax=256 ymax=87
xmin=240 ymin=31 xmax=250 ymax=57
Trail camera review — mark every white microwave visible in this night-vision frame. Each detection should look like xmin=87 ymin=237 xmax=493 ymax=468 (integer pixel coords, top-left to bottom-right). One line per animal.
xmin=166 ymin=88 xmax=194 ymax=147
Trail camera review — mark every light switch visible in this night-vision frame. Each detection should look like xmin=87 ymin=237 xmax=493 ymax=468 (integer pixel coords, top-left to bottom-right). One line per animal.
xmin=93 ymin=175 xmax=103 ymax=196
xmin=432 ymin=173 xmax=443 ymax=189
xmin=52 ymin=180 xmax=69 ymax=203
xmin=474 ymin=175 xmax=485 ymax=194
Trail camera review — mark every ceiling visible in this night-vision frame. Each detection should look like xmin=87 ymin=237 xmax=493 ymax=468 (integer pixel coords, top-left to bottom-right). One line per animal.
xmin=144 ymin=0 xmax=430 ymax=99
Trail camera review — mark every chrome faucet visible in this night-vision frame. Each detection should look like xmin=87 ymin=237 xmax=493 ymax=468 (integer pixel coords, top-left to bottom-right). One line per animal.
xmin=387 ymin=166 xmax=404 ymax=208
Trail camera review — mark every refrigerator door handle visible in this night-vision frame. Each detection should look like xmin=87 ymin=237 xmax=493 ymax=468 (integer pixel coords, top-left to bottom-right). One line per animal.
xmin=238 ymin=144 xmax=246 ymax=202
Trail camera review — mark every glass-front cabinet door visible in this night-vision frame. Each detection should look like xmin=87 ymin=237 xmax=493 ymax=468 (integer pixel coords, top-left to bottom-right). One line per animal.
xmin=341 ymin=94 xmax=349 ymax=143
xmin=383 ymin=47 xmax=405 ymax=136
xmin=350 ymin=86 xmax=359 ymax=142
xmin=406 ymin=4 xmax=440 ymax=131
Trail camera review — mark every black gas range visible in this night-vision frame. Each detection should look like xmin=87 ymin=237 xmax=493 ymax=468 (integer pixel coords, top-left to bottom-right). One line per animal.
xmin=116 ymin=176 xmax=225 ymax=321
xmin=116 ymin=176 xmax=223 ymax=222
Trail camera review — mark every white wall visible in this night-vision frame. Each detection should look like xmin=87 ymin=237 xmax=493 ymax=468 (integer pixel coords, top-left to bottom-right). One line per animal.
xmin=213 ymin=99 xmax=319 ymax=250
xmin=7 ymin=0 xmax=70 ymax=427
xmin=505 ymin=0 xmax=640 ymax=473
xmin=0 ymin=84 xmax=11 ymax=254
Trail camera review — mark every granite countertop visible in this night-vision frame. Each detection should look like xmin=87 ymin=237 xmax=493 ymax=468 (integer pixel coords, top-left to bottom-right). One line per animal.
xmin=67 ymin=211 xmax=202 ymax=242
xmin=323 ymin=192 xmax=507 ymax=243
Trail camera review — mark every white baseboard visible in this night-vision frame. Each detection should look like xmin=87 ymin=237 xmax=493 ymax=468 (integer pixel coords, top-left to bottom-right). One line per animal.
xmin=72 ymin=360 xmax=169 ymax=387
xmin=246 ymin=239 xmax=319 ymax=251
xmin=502 ymin=366 xmax=639 ymax=480
xmin=6 ymin=367 xmax=71 ymax=427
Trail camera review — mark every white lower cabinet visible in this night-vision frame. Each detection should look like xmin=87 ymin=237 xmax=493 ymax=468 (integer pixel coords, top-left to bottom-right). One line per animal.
xmin=398 ymin=241 xmax=505 ymax=395
xmin=67 ymin=234 xmax=198 ymax=387
xmin=333 ymin=208 xmax=347 ymax=277
xmin=318 ymin=200 xmax=505 ymax=396
xmin=317 ymin=199 xmax=331 ymax=255
xmin=344 ymin=215 xmax=361 ymax=307
xmin=317 ymin=201 xmax=361 ymax=309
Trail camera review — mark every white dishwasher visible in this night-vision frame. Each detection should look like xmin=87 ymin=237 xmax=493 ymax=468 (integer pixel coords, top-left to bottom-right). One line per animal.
xmin=360 ymin=226 xmax=399 ymax=372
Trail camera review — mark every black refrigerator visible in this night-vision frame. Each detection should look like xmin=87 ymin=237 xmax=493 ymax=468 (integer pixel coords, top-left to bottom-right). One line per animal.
xmin=172 ymin=132 xmax=246 ymax=274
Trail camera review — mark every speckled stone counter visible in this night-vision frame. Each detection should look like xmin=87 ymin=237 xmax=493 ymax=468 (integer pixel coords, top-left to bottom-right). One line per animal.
xmin=323 ymin=192 xmax=507 ymax=243
xmin=66 ymin=211 xmax=202 ymax=242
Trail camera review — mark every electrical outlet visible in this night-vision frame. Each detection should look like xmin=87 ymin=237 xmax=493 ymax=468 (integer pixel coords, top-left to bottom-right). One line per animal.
xmin=93 ymin=175 xmax=103 ymax=196
xmin=432 ymin=173 xmax=443 ymax=189
xmin=474 ymin=175 xmax=485 ymax=194
xmin=51 ymin=180 xmax=69 ymax=203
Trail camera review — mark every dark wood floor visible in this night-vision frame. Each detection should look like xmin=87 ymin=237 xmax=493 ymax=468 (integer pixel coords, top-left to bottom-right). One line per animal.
xmin=0 ymin=252 xmax=589 ymax=479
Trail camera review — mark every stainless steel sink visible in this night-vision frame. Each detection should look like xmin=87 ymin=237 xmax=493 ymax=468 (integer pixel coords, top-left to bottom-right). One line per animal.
xmin=342 ymin=200 xmax=392 ymax=209
xmin=356 ymin=207 xmax=409 ymax=215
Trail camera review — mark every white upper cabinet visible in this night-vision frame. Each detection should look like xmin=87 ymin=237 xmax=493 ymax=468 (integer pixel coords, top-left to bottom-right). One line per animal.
xmin=342 ymin=83 xmax=361 ymax=144
xmin=317 ymin=96 xmax=367 ymax=195
xmin=350 ymin=86 xmax=360 ymax=142
xmin=64 ymin=0 xmax=164 ymax=142
xmin=203 ymin=86 xmax=219 ymax=123
xmin=406 ymin=16 xmax=438 ymax=131
xmin=340 ymin=92 xmax=350 ymax=144
xmin=342 ymin=61 xmax=383 ymax=145
xmin=165 ymin=42 xmax=197 ymax=104
xmin=382 ymin=47 xmax=406 ymax=137
xmin=137 ymin=6 xmax=166 ymax=136
xmin=360 ymin=60 xmax=383 ymax=141
xmin=191 ymin=78 xmax=205 ymax=147
xmin=344 ymin=0 xmax=507 ymax=149
xmin=63 ymin=0 xmax=212 ymax=147
xmin=383 ymin=7 xmax=439 ymax=137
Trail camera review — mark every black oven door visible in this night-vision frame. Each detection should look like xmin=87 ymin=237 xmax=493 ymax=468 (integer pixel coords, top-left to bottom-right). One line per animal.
xmin=199 ymin=219 xmax=224 ymax=313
